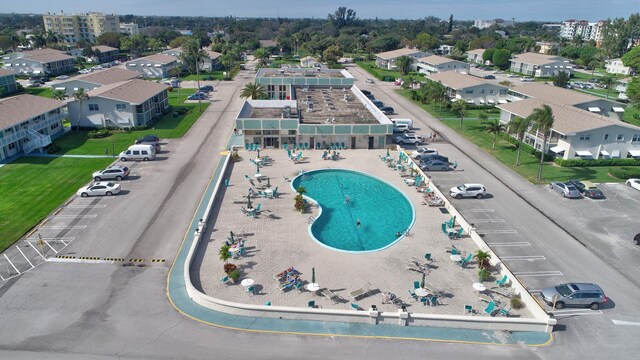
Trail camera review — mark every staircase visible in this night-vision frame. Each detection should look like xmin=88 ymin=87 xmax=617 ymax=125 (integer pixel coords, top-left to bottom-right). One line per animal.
xmin=22 ymin=128 xmax=52 ymax=154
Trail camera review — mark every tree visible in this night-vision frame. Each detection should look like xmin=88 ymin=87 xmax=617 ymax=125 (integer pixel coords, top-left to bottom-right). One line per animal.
xmin=508 ymin=116 xmax=531 ymax=166
xmin=51 ymin=90 xmax=68 ymax=101
xmin=621 ymin=45 xmax=640 ymax=70
xmin=395 ymin=55 xmax=413 ymax=75
xmin=97 ymin=32 xmax=123 ymax=48
xmin=0 ymin=35 xmax=13 ymax=51
xmin=253 ymin=47 xmax=270 ymax=67
xmin=180 ymin=38 xmax=209 ymax=75
xmin=448 ymin=14 xmax=453 ymax=33
xmin=599 ymin=74 xmax=617 ymax=99
xmin=323 ymin=45 xmax=343 ymax=66
xmin=627 ymin=77 xmax=640 ymax=106
xmin=328 ymin=7 xmax=357 ymax=29
xmin=474 ymin=250 xmax=492 ymax=270
xmin=147 ymin=38 xmax=164 ymax=53
xmin=73 ymin=88 xmax=89 ymax=131
xmin=369 ymin=34 xmax=402 ymax=53
xmin=239 ymin=82 xmax=267 ymax=99
xmin=120 ymin=35 xmax=148 ymax=58
xmin=415 ymin=33 xmax=439 ymax=51
xmin=485 ymin=119 xmax=506 ymax=150
xmin=451 ymin=100 xmax=467 ymax=130
xmin=492 ymin=49 xmax=511 ymax=69
xmin=482 ymin=48 xmax=494 ymax=63
xmin=529 ymin=105 xmax=555 ymax=181
xmin=552 ymin=71 xmax=570 ymax=88
xmin=169 ymin=35 xmax=192 ymax=49
xmin=478 ymin=112 xmax=488 ymax=124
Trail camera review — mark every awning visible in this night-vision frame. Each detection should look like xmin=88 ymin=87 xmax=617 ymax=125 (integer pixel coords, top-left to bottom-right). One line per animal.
xmin=54 ymin=87 xmax=65 ymax=90
xmin=588 ymin=107 xmax=601 ymax=112
xmin=479 ymin=99 xmax=485 ymax=104
xmin=488 ymin=99 xmax=495 ymax=104
xmin=576 ymin=150 xmax=593 ymax=157
xmin=600 ymin=150 xmax=610 ymax=157
xmin=612 ymin=107 xmax=625 ymax=113
xmin=466 ymin=100 xmax=474 ymax=103
xmin=629 ymin=150 xmax=640 ymax=157
xmin=498 ymin=99 xmax=508 ymax=104
xmin=612 ymin=150 xmax=621 ymax=158
xmin=550 ymin=146 xmax=564 ymax=153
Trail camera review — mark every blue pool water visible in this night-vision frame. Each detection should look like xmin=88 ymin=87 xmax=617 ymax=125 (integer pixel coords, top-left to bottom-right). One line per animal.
xmin=292 ymin=169 xmax=415 ymax=252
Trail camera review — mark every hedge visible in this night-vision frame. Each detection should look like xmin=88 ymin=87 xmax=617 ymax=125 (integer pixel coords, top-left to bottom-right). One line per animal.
xmin=87 ymin=129 xmax=111 ymax=139
xmin=555 ymin=158 xmax=640 ymax=167
xmin=499 ymin=133 xmax=555 ymax=162
xmin=610 ymin=167 xmax=640 ymax=179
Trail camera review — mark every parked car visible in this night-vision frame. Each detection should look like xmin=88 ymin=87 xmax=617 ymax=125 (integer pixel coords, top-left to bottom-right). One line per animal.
xmin=507 ymin=74 xmax=519 ymax=78
xmin=380 ymin=106 xmax=395 ymax=115
xmin=188 ymin=93 xmax=206 ymax=100
xmin=395 ymin=133 xmax=423 ymax=145
xmin=417 ymin=154 xmax=448 ymax=163
xmin=626 ymin=178 xmax=640 ymax=191
xmin=366 ymin=78 xmax=374 ymax=83
xmin=634 ymin=233 xmax=640 ymax=246
xmin=567 ymin=180 xmax=605 ymax=199
xmin=392 ymin=124 xmax=409 ymax=133
xmin=365 ymin=93 xmax=375 ymax=100
xmin=56 ymin=75 xmax=70 ymax=80
xmin=482 ymin=74 xmax=496 ymax=79
xmin=77 ymin=182 xmax=121 ymax=197
xmin=39 ymin=77 xmax=50 ymax=84
xmin=360 ymin=89 xmax=372 ymax=96
xmin=411 ymin=147 xmax=438 ymax=158
xmin=419 ymin=160 xmax=451 ymax=171
xmin=92 ymin=166 xmax=130 ymax=181
xmin=26 ymin=80 xmax=40 ymax=87
xmin=521 ymin=76 xmax=534 ymax=82
xmin=549 ymin=182 xmax=581 ymax=198
xmin=371 ymin=100 xmax=384 ymax=109
xmin=449 ymin=183 xmax=486 ymax=199
xmin=200 ymin=85 xmax=214 ymax=92
xmin=541 ymin=283 xmax=606 ymax=310
xmin=136 ymin=134 xmax=160 ymax=143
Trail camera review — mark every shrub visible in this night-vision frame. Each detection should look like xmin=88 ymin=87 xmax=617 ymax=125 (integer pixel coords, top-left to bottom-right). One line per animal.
xmin=555 ymin=158 xmax=640 ymax=167
xmin=45 ymin=142 xmax=60 ymax=154
xmin=478 ymin=268 xmax=490 ymax=282
xmin=510 ymin=295 xmax=525 ymax=309
xmin=87 ymin=129 xmax=111 ymax=139
xmin=610 ymin=167 xmax=640 ymax=179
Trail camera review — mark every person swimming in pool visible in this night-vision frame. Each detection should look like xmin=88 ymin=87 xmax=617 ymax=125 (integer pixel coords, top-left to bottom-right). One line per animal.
xmin=356 ymin=218 xmax=361 ymax=229
xmin=345 ymin=195 xmax=350 ymax=204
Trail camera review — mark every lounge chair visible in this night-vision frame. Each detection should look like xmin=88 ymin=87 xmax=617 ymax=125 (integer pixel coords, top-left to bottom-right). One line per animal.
xmin=420 ymin=297 xmax=428 ymax=306
xmin=246 ymin=285 xmax=255 ymax=295
xmin=341 ymin=142 xmax=346 ymax=150
xmin=350 ymin=303 xmax=361 ymax=310
xmin=478 ymin=294 xmax=493 ymax=303
xmin=307 ymin=300 xmax=315 ymax=308
xmin=305 ymin=143 xmax=309 ymax=150
xmin=428 ymin=295 xmax=438 ymax=306
xmin=283 ymin=143 xmax=288 ymax=150
xmin=495 ymin=275 xmax=508 ymax=287
xmin=245 ymin=143 xmax=250 ymax=150
xmin=451 ymin=227 xmax=464 ymax=239
xmin=407 ymin=290 xmax=418 ymax=302
xmin=424 ymin=253 xmax=433 ymax=262
xmin=441 ymin=223 xmax=450 ymax=235
xmin=458 ymin=253 xmax=472 ymax=267
xmin=447 ymin=215 xmax=456 ymax=228
xmin=499 ymin=307 xmax=511 ymax=317
xmin=464 ymin=304 xmax=473 ymax=315
xmin=220 ymin=275 xmax=230 ymax=284
xmin=348 ymin=282 xmax=372 ymax=300
xmin=321 ymin=289 xmax=340 ymax=304
xmin=484 ymin=301 xmax=496 ymax=316
xmin=413 ymin=280 xmax=420 ymax=289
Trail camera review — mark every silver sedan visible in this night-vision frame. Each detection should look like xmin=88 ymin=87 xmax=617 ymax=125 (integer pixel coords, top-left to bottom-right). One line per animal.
xmin=549 ymin=182 xmax=581 ymax=198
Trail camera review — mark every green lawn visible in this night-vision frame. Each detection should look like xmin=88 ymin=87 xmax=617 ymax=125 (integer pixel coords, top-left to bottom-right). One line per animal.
xmin=0 ymin=157 xmax=113 ymax=252
xmin=356 ymin=61 xmax=403 ymax=81
xmin=440 ymin=119 xmax=623 ymax=184
xmin=24 ymin=87 xmax=53 ymax=98
xmin=623 ymin=105 xmax=640 ymax=127
xmin=55 ymin=89 xmax=209 ymax=155
xmin=395 ymin=89 xmax=501 ymax=120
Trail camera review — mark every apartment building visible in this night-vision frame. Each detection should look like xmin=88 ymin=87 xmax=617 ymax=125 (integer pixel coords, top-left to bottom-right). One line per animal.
xmin=509 ymin=52 xmax=574 ymax=77
xmin=126 ymin=54 xmax=180 ymax=78
xmin=605 ymin=58 xmax=636 ymax=76
xmin=375 ymin=48 xmax=429 ymax=70
xmin=2 ymin=49 xmax=75 ymax=76
xmin=0 ymin=69 xmax=18 ymax=97
xmin=416 ymin=55 xmax=470 ymax=75
xmin=425 ymin=72 xmax=508 ymax=105
xmin=53 ymin=67 xmax=139 ymax=97
xmin=0 ymin=94 xmax=66 ymax=160
xmin=119 ymin=23 xmax=139 ymax=35
xmin=559 ymin=19 xmax=607 ymax=45
xmin=43 ymin=12 xmax=120 ymax=44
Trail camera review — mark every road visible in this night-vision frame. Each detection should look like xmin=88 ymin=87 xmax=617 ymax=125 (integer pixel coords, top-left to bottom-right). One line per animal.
xmin=0 ymin=63 xmax=637 ymax=359
xmin=347 ymin=64 xmax=640 ymax=357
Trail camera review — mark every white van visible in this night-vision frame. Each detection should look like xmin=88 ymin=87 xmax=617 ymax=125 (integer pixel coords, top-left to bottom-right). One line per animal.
xmin=391 ymin=118 xmax=413 ymax=129
xmin=119 ymin=144 xmax=156 ymax=161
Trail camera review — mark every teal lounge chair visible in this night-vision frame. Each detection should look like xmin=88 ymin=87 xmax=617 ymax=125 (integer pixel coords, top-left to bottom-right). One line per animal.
xmin=441 ymin=223 xmax=449 ymax=235
xmin=424 ymin=253 xmax=432 ymax=262
xmin=499 ymin=307 xmax=511 ymax=317
xmin=464 ymin=304 xmax=473 ymax=315
xmin=428 ymin=295 xmax=438 ymax=306
xmin=341 ymin=142 xmax=346 ymax=150
xmin=246 ymin=285 xmax=255 ymax=295
xmin=283 ymin=143 xmax=288 ymax=150
xmin=305 ymin=143 xmax=309 ymax=150
xmin=484 ymin=301 xmax=496 ymax=316
xmin=245 ymin=143 xmax=250 ymax=150
xmin=496 ymin=275 xmax=508 ymax=287
xmin=220 ymin=275 xmax=230 ymax=284
xmin=413 ymin=280 xmax=420 ymax=289
xmin=458 ymin=253 xmax=472 ymax=267
xmin=351 ymin=303 xmax=361 ymax=310
xmin=307 ymin=300 xmax=315 ymax=308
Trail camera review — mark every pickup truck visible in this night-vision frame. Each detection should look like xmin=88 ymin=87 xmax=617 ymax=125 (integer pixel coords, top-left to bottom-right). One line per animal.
xmin=395 ymin=133 xmax=423 ymax=145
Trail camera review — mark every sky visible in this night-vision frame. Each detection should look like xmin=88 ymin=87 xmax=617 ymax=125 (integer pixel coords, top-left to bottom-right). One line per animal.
xmin=2 ymin=0 xmax=635 ymax=21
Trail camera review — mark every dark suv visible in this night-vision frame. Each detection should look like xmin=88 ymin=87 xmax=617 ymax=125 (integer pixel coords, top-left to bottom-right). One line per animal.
xmin=541 ymin=283 xmax=606 ymax=310
xmin=418 ymin=154 xmax=449 ymax=163
xmin=135 ymin=134 xmax=161 ymax=151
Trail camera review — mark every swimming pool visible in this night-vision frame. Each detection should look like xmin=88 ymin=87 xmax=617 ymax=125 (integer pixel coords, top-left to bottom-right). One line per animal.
xmin=291 ymin=169 xmax=415 ymax=253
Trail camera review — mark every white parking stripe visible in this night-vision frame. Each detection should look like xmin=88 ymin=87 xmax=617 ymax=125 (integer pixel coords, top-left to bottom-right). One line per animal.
xmin=39 ymin=225 xmax=87 ymax=230
xmin=476 ymin=229 xmax=518 ymax=234
xmin=43 ymin=241 xmax=59 ymax=253
xmin=469 ymin=218 xmax=505 ymax=223
xmin=486 ymin=241 xmax=531 ymax=246
xmin=551 ymin=310 xmax=603 ymax=317
xmin=470 ymin=209 xmax=495 ymax=212
xmin=26 ymin=237 xmax=75 ymax=241
xmin=55 ymin=215 xmax=98 ymax=219
xmin=612 ymin=319 xmax=640 ymax=326
xmin=3 ymin=254 xmax=20 ymax=274
xmin=500 ymin=255 xmax=546 ymax=261
xmin=513 ymin=271 xmax=563 ymax=277
xmin=66 ymin=204 xmax=106 ymax=209
xmin=16 ymin=247 xmax=35 ymax=269
xmin=27 ymin=242 xmax=47 ymax=260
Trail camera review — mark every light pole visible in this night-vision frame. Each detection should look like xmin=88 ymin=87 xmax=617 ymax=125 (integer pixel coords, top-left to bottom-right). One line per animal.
xmin=196 ymin=38 xmax=202 ymax=113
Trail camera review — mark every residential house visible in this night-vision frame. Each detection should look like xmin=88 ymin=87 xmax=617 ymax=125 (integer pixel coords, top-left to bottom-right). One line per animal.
xmin=436 ymin=45 xmax=454 ymax=56
xmin=614 ymin=77 xmax=631 ymax=100
xmin=466 ymin=49 xmax=486 ymax=64
xmin=416 ymin=55 xmax=470 ymax=74
xmin=509 ymin=52 xmax=574 ymax=77
xmin=425 ymin=72 xmax=508 ymax=105
xmin=605 ymin=58 xmax=635 ymax=76
xmin=0 ymin=69 xmax=19 ymax=97
xmin=0 ymin=94 xmax=66 ymax=160
xmin=125 ymin=54 xmax=179 ymax=78
xmin=375 ymin=48 xmax=430 ymax=70
xmin=67 ymin=79 xmax=169 ymax=128
xmin=236 ymin=68 xmax=393 ymax=149
xmin=162 ymin=48 xmax=222 ymax=71
xmin=536 ymin=41 xmax=560 ymax=55
xmin=300 ymin=56 xmax=319 ymax=68
xmin=92 ymin=46 xmax=119 ymax=64
xmin=2 ymin=49 xmax=75 ymax=76
xmin=52 ymin=67 xmax=140 ymax=97
xmin=497 ymin=98 xmax=639 ymax=159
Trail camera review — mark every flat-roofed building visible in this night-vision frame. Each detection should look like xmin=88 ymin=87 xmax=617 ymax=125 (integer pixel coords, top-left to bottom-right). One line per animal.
xmin=0 ymin=94 xmax=66 ymax=160
xmin=52 ymin=67 xmax=140 ymax=97
xmin=416 ymin=55 xmax=470 ymax=74
xmin=509 ymin=52 xmax=573 ymax=77
xmin=67 ymin=79 xmax=169 ymax=128
xmin=43 ymin=12 xmax=120 ymax=44
xmin=236 ymin=68 xmax=392 ymax=149
xmin=2 ymin=48 xmax=75 ymax=76
xmin=126 ymin=54 xmax=180 ymax=78
xmin=426 ymin=72 xmax=507 ymax=105
xmin=119 ymin=23 xmax=139 ymax=35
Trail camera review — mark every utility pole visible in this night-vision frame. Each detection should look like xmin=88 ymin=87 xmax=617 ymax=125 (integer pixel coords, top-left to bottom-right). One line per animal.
xmin=196 ymin=38 xmax=202 ymax=112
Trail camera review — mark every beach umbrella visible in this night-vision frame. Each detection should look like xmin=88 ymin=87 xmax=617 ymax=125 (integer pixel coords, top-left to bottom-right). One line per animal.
xmin=255 ymin=161 xmax=260 ymax=174
xmin=421 ymin=272 xmax=426 ymax=288
xmin=287 ymin=150 xmax=291 ymax=159
xmin=266 ymin=176 xmax=271 ymax=188
xmin=311 ymin=267 xmax=316 ymax=284
xmin=229 ymin=231 xmax=235 ymax=243
xmin=257 ymin=147 xmax=261 ymax=158
xmin=247 ymin=194 xmax=253 ymax=209
xmin=386 ymin=148 xmax=390 ymax=157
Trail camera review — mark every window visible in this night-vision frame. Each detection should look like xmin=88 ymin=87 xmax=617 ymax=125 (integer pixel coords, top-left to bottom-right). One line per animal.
xmin=465 ymin=89 xmax=473 ymax=94
xmin=632 ymin=134 xmax=640 ymax=143
xmin=579 ymin=134 xmax=591 ymax=141
xmin=51 ymin=123 xmax=60 ymax=130
xmin=616 ymin=134 xmax=624 ymax=141
xmin=8 ymin=142 xmax=16 ymax=150
xmin=88 ymin=104 xmax=99 ymax=111
xmin=116 ymin=104 xmax=127 ymax=110
xmin=604 ymin=133 xmax=609 ymax=140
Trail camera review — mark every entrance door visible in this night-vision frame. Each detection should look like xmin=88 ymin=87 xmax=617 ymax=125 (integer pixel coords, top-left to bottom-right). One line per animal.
xmin=264 ymin=137 xmax=279 ymax=148
xmin=310 ymin=137 xmax=315 ymax=150
xmin=368 ymin=137 xmax=374 ymax=149
xmin=351 ymin=136 xmax=356 ymax=149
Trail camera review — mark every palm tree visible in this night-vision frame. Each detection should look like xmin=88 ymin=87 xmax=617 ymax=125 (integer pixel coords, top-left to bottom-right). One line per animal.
xmin=451 ymin=99 xmax=467 ymax=130
xmin=530 ymin=105 xmax=555 ymax=181
xmin=599 ymin=75 xmax=616 ymax=99
xmin=395 ymin=55 xmax=413 ymax=75
xmin=239 ymin=82 xmax=267 ymax=99
xmin=52 ymin=89 xmax=68 ymax=101
xmin=478 ymin=111 xmax=488 ymax=124
xmin=485 ymin=119 xmax=506 ymax=150
xmin=254 ymin=48 xmax=270 ymax=67
xmin=474 ymin=250 xmax=492 ymax=270
xmin=508 ymin=116 xmax=531 ymax=166
xmin=73 ymin=88 xmax=89 ymax=132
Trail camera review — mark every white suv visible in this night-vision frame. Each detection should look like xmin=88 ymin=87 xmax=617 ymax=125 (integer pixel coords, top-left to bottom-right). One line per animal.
xmin=450 ymin=183 xmax=487 ymax=199
xmin=395 ymin=133 xmax=423 ymax=145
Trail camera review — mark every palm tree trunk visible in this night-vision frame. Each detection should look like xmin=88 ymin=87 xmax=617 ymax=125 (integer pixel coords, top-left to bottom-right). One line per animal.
xmin=492 ymin=133 xmax=497 ymax=149
xmin=459 ymin=116 xmax=463 ymax=130
xmin=516 ymin=140 xmax=522 ymax=166
xmin=536 ymin=135 xmax=547 ymax=181
xmin=76 ymin=100 xmax=82 ymax=132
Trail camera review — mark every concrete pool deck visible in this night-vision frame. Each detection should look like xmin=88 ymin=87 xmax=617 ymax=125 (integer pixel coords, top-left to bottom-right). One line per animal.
xmin=191 ymin=149 xmax=533 ymax=318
